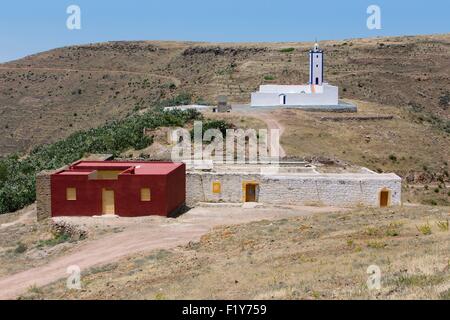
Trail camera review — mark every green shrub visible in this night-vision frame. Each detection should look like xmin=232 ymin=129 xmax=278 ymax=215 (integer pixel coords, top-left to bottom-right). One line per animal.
xmin=190 ymin=120 xmax=233 ymax=140
xmin=37 ymin=233 xmax=71 ymax=248
xmin=385 ymin=222 xmax=401 ymax=237
xmin=392 ymin=273 xmax=444 ymax=287
xmin=440 ymin=289 xmax=450 ymax=300
xmin=279 ymin=48 xmax=295 ymax=53
xmin=14 ymin=242 xmax=27 ymax=254
xmin=0 ymin=162 xmax=7 ymax=186
xmin=264 ymin=75 xmax=275 ymax=81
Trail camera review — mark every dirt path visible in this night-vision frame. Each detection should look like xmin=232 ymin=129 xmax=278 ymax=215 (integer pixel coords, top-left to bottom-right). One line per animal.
xmin=0 ymin=205 xmax=343 ymax=299
xmin=251 ymin=112 xmax=287 ymax=158
xmin=0 ymin=66 xmax=181 ymax=86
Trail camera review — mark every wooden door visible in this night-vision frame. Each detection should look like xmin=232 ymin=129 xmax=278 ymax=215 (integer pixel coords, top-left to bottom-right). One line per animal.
xmin=380 ymin=190 xmax=389 ymax=208
xmin=102 ymin=189 xmax=115 ymax=215
xmin=245 ymin=184 xmax=256 ymax=202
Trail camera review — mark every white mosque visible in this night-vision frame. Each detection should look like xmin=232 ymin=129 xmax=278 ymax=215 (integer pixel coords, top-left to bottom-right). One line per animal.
xmin=251 ymin=43 xmax=341 ymax=107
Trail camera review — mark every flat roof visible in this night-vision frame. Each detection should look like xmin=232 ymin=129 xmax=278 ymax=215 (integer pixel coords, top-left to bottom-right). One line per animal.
xmin=56 ymin=161 xmax=183 ymax=176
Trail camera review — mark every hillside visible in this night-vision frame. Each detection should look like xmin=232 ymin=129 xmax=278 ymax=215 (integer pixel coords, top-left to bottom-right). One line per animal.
xmin=17 ymin=205 xmax=450 ymax=300
xmin=0 ymin=34 xmax=449 ymax=157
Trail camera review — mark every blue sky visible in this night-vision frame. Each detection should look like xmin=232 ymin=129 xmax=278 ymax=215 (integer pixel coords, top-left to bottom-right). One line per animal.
xmin=0 ymin=0 xmax=448 ymax=62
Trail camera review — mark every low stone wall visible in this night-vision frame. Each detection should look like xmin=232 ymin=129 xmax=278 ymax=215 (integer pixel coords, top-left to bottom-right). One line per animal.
xmin=36 ymin=170 xmax=57 ymax=221
xmin=187 ymin=172 xmax=401 ymax=207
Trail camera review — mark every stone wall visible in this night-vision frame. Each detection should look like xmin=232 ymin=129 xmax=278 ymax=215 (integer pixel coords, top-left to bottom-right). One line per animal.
xmin=36 ymin=170 xmax=56 ymax=221
xmin=187 ymin=172 xmax=401 ymax=207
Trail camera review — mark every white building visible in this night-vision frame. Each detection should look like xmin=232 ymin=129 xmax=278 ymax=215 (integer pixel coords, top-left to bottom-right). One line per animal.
xmin=251 ymin=43 xmax=340 ymax=107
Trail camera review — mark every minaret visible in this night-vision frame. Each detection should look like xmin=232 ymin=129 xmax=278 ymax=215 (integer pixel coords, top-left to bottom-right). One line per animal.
xmin=309 ymin=42 xmax=324 ymax=86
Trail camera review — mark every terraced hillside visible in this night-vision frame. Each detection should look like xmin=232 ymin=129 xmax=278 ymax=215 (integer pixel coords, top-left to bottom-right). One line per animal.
xmin=0 ymin=34 xmax=449 ymax=157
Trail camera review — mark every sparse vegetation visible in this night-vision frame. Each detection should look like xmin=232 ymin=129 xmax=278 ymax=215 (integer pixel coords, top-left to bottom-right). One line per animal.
xmin=191 ymin=119 xmax=234 ymax=138
xmin=14 ymin=242 xmax=27 ymax=254
xmin=27 ymin=285 xmax=43 ymax=295
xmin=264 ymin=75 xmax=275 ymax=81
xmin=87 ymin=263 xmax=119 ymax=275
xmin=279 ymin=48 xmax=295 ymax=53
xmin=390 ymin=273 xmax=445 ymax=288
xmin=367 ymin=241 xmax=387 ymax=249
xmin=37 ymin=233 xmax=71 ymax=248
xmin=416 ymin=222 xmax=432 ymax=235
xmin=389 ymin=154 xmax=397 ymax=162
xmin=385 ymin=222 xmax=401 ymax=237
xmin=438 ymin=91 xmax=450 ymax=109
xmin=436 ymin=219 xmax=449 ymax=232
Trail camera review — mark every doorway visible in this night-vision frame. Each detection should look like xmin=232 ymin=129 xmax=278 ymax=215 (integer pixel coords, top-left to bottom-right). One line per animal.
xmin=102 ymin=188 xmax=115 ymax=215
xmin=244 ymin=183 xmax=258 ymax=202
xmin=279 ymin=94 xmax=286 ymax=105
xmin=379 ymin=189 xmax=390 ymax=208
xmin=315 ymin=77 xmax=319 ymax=85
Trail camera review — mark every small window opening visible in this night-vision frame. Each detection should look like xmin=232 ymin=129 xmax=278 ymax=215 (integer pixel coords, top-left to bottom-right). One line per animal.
xmin=141 ymin=188 xmax=151 ymax=201
xmin=66 ymin=188 xmax=77 ymax=201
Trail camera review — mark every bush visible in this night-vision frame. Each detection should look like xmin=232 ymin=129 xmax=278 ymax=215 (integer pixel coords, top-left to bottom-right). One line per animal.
xmin=264 ymin=75 xmax=275 ymax=81
xmin=279 ymin=48 xmax=295 ymax=53
xmin=190 ymin=120 xmax=234 ymax=140
xmin=14 ymin=242 xmax=27 ymax=254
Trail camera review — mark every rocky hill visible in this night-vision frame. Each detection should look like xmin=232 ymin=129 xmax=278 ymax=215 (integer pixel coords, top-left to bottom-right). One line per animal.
xmin=0 ymin=34 xmax=449 ymax=156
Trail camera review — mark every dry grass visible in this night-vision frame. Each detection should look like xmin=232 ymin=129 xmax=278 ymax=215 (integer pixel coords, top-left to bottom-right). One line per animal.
xmin=276 ymin=100 xmax=449 ymax=178
xmin=1 ymin=34 xmax=449 ymax=157
xmin=0 ymin=207 xmax=116 ymax=278
xmin=21 ymin=205 xmax=450 ymax=300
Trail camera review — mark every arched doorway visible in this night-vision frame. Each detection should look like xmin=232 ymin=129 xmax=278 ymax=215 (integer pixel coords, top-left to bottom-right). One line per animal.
xmin=379 ymin=188 xmax=391 ymax=208
xmin=279 ymin=94 xmax=286 ymax=105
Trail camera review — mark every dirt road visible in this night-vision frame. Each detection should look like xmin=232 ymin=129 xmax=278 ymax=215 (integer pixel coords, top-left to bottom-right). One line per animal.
xmin=249 ymin=112 xmax=287 ymax=158
xmin=0 ymin=205 xmax=342 ymax=299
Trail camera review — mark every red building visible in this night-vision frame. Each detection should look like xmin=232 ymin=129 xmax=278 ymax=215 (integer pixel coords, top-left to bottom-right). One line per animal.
xmin=51 ymin=161 xmax=186 ymax=217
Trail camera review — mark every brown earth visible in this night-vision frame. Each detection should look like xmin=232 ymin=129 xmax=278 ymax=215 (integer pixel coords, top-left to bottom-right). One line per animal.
xmin=16 ymin=204 xmax=450 ymax=300
xmin=0 ymin=204 xmax=341 ymax=299
xmin=1 ymin=34 xmax=449 ymax=157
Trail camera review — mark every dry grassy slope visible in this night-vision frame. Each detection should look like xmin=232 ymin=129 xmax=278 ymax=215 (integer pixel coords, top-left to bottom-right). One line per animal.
xmin=276 ymin=100 xmax=450 ymax=181
xmin=0 ymin=35 xmax=449 ymax=156
xmin=21 ymin=205 xmax=450 ymax=300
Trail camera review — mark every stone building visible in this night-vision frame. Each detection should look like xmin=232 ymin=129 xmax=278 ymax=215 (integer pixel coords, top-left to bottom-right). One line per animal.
xmin=186 ymin=162 xmax=401 ymax=208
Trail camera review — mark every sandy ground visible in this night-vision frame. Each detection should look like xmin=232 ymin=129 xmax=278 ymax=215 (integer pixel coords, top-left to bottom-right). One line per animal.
xmin=0 ymin=204 xmax=343 ymax=300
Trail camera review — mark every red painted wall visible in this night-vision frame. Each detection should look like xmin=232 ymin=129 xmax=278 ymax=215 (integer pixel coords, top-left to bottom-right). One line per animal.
xmin=166 ymin=163 xmax=186 ymax=214
xmin=50 ymin=163 xmax=186 ymax=217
